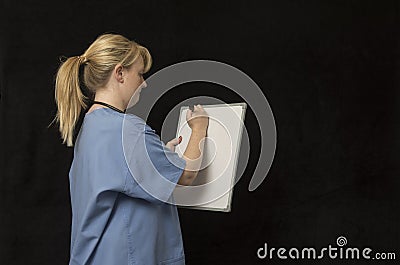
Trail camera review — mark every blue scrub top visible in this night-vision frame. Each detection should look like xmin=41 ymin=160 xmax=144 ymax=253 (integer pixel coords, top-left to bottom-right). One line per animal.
xmin=68 ymin=107 xmax=187 ymax=265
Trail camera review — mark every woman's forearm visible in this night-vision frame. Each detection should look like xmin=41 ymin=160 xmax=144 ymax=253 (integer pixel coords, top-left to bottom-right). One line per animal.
xmin=178 ymin=128 xmax=207 ymax=185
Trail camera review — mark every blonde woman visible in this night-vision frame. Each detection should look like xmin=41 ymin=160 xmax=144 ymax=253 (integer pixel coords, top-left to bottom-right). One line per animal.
xmin=54 ymin=33 xmax=208 ymax=265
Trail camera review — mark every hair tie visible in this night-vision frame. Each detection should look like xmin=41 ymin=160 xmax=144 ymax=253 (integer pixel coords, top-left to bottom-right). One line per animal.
xmin=77 ymin=55 xmax=88 ymax=64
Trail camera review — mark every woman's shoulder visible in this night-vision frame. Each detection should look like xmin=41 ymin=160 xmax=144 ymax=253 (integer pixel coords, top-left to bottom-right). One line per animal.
xmin=84 ymin=109 xmax=154 ymax=136
xmin=123 ymin=113 xmax=154 ymax=134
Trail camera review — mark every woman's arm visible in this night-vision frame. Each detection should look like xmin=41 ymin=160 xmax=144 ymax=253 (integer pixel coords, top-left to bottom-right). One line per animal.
xmin=178 ymin=105 xmax=209 ymax=186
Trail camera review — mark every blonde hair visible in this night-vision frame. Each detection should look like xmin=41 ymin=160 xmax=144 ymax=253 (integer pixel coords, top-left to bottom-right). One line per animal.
xmin=53 ymin=33 xmax=152 ymax=146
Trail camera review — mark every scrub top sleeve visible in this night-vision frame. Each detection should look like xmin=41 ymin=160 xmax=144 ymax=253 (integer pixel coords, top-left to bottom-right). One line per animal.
xmin=123 ymin=122 xmax=186 ymax=204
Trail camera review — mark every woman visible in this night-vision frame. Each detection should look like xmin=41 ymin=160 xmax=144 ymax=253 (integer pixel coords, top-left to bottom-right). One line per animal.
xmin=54 ymin=33 xmax=208 ymax=265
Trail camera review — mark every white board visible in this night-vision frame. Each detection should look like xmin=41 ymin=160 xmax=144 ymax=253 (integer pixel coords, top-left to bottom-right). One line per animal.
xmin=173 ymin=103 xmax=246 ymax=212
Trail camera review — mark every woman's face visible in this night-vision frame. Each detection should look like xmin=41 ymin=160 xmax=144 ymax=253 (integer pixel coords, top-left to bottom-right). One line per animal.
xmin=122 ymin=57 xmax=147 ymax=107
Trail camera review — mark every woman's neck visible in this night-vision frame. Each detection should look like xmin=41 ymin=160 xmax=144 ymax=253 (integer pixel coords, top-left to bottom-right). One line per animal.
xmin=93 ymin=91 xmax=126 ymax=112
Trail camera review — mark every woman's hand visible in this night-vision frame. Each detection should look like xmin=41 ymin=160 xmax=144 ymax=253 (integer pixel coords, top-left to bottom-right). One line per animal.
xmin=166 ymin=104 xmax=208 ymax=153
xmin=186 ymin=105 xmax=209 ymax=133
xmin=166 ymin=136 xmax=182 ymax=152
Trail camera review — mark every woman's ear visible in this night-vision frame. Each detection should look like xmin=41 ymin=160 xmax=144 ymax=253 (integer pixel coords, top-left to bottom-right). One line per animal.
xmin=113 ymin=64 xmax=124 ymax=83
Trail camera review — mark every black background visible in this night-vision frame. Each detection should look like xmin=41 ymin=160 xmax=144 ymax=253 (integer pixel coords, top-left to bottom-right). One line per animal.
xmin=1 ymin=1 xmax=399 ymax=264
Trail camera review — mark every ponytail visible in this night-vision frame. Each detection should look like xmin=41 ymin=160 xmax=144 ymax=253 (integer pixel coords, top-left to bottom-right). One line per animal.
xmin=54 ymin=56 xmax=88 ymax=147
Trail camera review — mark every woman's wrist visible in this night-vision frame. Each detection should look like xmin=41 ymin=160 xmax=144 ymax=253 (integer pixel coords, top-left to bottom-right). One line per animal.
xmin=191 ymin=127 xmax=207 ymax=133
xmin=191 ymin=127 xmax=207 ymax=135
